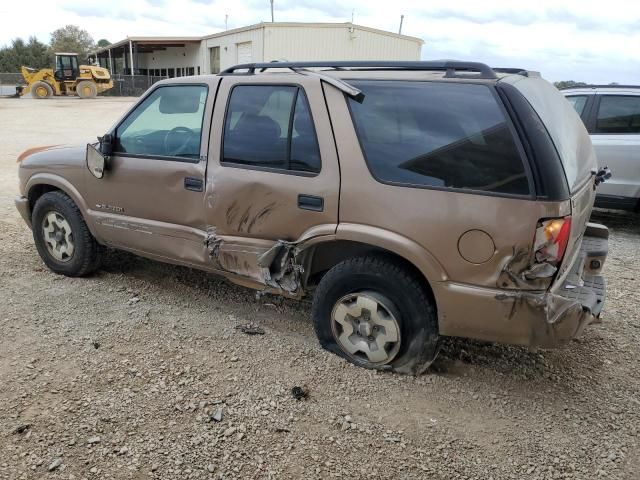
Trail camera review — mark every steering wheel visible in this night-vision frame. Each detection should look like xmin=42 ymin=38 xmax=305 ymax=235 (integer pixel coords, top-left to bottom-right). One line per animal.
xmin=163 ymin=126 xmax=194 ymax=156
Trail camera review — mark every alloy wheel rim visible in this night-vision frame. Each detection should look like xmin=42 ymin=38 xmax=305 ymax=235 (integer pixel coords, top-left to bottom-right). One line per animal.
xmin=42 ymin=211 xmax=75 ymax=262
xmin=330 ymin=291 xmax=401 ymax=366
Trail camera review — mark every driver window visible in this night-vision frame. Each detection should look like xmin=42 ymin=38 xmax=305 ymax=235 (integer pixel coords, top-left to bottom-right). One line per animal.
xmin=115 ymin=85 xmax=208 ymax=160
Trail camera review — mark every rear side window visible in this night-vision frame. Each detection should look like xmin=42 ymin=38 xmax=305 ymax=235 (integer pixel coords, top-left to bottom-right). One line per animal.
xmin=223 ymin=85 xmax=321 ymax=173
xmin=566 ymin=95 xmax=589 ymax=116
xmin=348 ymin=81 xmax=530 ymax=195
xmin=595 ymin=95 xmax=640 ymax=134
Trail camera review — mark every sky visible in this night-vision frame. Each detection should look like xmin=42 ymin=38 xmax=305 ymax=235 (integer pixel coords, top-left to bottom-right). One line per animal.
xmin=0 ymin=0 xmax=638 ymax=84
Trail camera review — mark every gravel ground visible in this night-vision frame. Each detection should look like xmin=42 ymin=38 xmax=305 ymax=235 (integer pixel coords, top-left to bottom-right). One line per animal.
xmin=0 ymin=97 xmax=638 ymax=480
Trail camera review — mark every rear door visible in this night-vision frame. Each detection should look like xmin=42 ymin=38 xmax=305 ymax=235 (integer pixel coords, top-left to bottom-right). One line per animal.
xmin=204 ymin=74 xmax=340 ymax=288
xmin=589 ymin=93 xmax=640 ymax=202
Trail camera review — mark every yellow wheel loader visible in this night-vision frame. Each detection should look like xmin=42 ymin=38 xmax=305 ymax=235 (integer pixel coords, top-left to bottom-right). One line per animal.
xmin=18 ymin=53 xmax=113 ymax=99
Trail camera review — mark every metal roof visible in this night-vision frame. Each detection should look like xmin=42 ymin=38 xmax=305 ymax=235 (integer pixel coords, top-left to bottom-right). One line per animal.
xmin=93 ymin=36 xmax=202 ymax=54
xmin=93 ymin=22 xmax=424 ymax=54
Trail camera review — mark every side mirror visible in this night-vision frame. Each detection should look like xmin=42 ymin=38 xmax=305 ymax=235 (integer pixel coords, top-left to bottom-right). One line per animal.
xmin=99 ymin=133 xmax=114 ymax=156
xmin=86 ymin=143 xmax=106 ymax=179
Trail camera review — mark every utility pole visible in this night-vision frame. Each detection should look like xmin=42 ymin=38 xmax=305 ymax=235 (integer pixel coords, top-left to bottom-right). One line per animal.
xmin=399 ymin=14 xmax=404 ymax=35
xmin=270 ymin=0 xmax=274 ymax=22
xmin=225 ymin=14 xmax=228 ymax=30
xmin=351 ymin=9 xmax=354 ymax=23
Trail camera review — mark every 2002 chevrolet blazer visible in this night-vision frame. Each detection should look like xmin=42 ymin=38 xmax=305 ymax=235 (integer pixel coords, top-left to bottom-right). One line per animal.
xmin=15 ymin=61 xmax=610 ymax=374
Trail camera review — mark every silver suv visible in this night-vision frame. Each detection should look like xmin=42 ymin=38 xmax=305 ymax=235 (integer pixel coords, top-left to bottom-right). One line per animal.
xmin=563 ymin=85 xmax=640 ymax=211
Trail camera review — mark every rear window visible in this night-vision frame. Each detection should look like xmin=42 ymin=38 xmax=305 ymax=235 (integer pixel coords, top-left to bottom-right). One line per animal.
xmin=347 ymin=81 xmax=530 ymax=196
xmin=510 ymin=77 xmax=597 ymax=192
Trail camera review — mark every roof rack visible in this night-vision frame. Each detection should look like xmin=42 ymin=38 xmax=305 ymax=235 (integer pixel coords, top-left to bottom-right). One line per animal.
xmin=493 ymin=67 xmax=539 ymax=78
xmin=559 ymin=84 xmax=640 ymax=90
xmin=220 ymin=60 xmax=498 ymax=80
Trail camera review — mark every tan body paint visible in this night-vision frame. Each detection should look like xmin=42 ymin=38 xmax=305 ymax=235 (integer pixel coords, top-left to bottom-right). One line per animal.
xmin=15 ymin=69 xmax=607 ymax=348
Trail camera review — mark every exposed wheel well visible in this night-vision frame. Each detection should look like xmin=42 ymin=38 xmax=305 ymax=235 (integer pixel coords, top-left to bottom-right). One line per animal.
xmin=302 ymin=240 xmax=436 ymax=305
xmin=27 ymin=184 xmax=61 ymax=216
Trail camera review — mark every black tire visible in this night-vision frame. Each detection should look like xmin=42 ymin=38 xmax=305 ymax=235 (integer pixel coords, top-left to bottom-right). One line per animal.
xmin=31 ymin=81 xmax=53 ymax=99
xmin=32 ymin=191 xmax=102 ymax=276
xmin=76 ymin=80 xmax=97 ymax=99
xmin=312 ymin=255 xmax=439 ymax=375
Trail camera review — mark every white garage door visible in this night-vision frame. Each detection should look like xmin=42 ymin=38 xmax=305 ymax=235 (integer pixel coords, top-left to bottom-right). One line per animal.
xmin=236 ymin=42 xmax=252 ymax=64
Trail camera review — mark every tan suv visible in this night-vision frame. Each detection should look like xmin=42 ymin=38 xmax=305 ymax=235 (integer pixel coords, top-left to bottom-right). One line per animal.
xmin=15 ymin=61 xmax=609 ymax=374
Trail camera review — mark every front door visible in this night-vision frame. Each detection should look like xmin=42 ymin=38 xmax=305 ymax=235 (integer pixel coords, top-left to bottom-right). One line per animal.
xmin=204 ymin=75 xmax=341 ymax=289
xmin=84 ymin=80 xmax=217 ymax=267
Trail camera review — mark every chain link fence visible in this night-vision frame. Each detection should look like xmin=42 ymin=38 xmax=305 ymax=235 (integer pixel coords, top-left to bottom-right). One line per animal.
xmin=102 ymin=74 xmax=168 ymax=97
xmin=0 ymin=73 xmax=25 ymax=96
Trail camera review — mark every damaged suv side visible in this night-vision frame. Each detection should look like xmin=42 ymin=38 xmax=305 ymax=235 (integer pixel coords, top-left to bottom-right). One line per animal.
xmin=15 ymin=61 xmax=609 ymax=374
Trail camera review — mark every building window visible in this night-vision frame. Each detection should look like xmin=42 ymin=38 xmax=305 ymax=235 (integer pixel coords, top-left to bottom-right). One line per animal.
xmin=223 ymin=85 xmax=321 ymax=173
xmin=209 ymin=46 xmax=220 ymax=74
xmin=187 ymin=67 xmax=195 ymax=76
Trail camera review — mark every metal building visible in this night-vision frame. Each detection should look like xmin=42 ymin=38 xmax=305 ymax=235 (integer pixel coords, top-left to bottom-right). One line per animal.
xmin=94 ymin=22 xmax=423 ymax=78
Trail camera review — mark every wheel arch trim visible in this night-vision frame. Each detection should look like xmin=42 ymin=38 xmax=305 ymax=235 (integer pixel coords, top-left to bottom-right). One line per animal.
xmin=332 ymin=223 xmax=449 ymax=284
xmin=25 ymin=173 xmax=99 ymax=238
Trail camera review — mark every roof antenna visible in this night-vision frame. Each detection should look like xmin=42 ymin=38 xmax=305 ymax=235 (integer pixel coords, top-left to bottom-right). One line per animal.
xmin=398 ymin=14 xmax=404 ymax=35
xmin=270 ymin=0 xmax=274 ymax=22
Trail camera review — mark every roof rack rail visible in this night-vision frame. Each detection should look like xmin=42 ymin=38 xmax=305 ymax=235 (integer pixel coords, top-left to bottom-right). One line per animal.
xmin=492 ymin=67 xmax=539 ymax=77
xmin=220 ymin=60 xmax=498 ymax=79
xmin=559 ymin=84 xmax=640 ymax=90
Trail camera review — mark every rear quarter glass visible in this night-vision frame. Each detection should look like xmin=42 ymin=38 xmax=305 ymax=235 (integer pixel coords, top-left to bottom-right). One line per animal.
xmin=346 ymin=80 xmax=531 ymax=196
xmin=508 ymin=76 xmax=597 ymax=192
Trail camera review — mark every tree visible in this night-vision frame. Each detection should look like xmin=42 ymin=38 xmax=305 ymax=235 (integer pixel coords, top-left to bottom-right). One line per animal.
xmin=554 ymin=80 xmax=587 ymax=90
xmin=0 ymin=36 xmax=51 ymax=72
xmin=97 ymin=39 xmax=111 ymax=48
xmin=50 ymin=25 xmax=95 ymax=60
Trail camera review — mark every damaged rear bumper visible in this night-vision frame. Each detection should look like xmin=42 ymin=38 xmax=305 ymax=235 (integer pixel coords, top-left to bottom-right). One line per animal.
xmin=437 ymin=224 xmax=608 ymax=348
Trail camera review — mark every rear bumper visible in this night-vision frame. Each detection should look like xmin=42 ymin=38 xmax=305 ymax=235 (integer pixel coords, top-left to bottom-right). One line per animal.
xmin=437 ymin=223 xmax=608 ymax=348
xmin=15 ymin=195 xmax=31 ymax=228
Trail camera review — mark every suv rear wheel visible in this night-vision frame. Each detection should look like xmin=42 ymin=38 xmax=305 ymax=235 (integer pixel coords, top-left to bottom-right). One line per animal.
xmin=32 ymin=191 xmax=103 ymax=276
xmin=312 ymin=256 xmax=439 ymax=374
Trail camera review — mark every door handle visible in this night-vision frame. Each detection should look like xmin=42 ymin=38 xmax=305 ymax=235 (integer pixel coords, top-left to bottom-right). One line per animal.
xmin=184 ymin=177 xmax=203 ymax=192
xmin=298 ymin=194 xmax=324 ymax=212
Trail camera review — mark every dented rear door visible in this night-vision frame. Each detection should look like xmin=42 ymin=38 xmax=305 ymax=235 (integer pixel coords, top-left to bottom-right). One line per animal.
xmin=204 ymin=74 xmax=340 ymax=287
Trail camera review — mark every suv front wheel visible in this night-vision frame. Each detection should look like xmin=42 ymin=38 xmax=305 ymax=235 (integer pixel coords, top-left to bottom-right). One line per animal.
xmin=32 ymin=191 xmax=103 ymax=276
xmin=312 ymin=255 xmax=439 ymax=374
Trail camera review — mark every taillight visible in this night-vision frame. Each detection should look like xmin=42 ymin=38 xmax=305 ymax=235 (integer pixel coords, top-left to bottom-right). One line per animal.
xmin=533 ymin=217 xmax=572 ymax=265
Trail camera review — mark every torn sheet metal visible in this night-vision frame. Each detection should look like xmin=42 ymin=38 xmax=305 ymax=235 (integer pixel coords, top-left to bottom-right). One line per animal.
xmin=204 ymin=230 xmax=305 ymax=295
xmin=495 ymin=290 xmax=589 ymax=347
xmin=257 ymin=240 xmax=304 ymax=293
xmin=497 ymin=247 xmax=556 ymax=290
